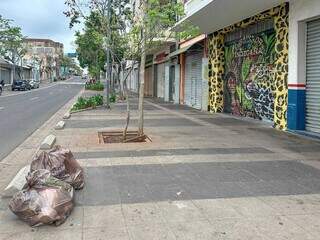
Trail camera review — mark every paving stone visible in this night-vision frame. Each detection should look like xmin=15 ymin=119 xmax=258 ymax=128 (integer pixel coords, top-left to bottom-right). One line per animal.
xmin=54 ymin=121 xmax=65 ymax=130
xmin=40 ymin=134 xmax=56 ymax=150
xmin=122 ymin=202 xmax=164 ymax=226
xmin=168 ymin=220 xmax=227 ymax=240
xmin=127 ymin=222 xmax=177 ymax=240
xmin=83 ymin=205 xmax=125 ymax=229
xmin=63 ymin=112 xmax=71 ymax=119
xmin=83 ymin=227 xmax=130 ymax=240
xmin=157 ymin=201 xmax=207 ymax=224
xmin=74 ymin=147 xmax=272 ymax=159
xmin=2 ymin=165 xmax=30 ymax=198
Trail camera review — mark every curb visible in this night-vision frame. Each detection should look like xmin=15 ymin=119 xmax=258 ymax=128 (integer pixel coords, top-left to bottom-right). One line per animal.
xmin=0 ymin=88 xmax=84 ymax=166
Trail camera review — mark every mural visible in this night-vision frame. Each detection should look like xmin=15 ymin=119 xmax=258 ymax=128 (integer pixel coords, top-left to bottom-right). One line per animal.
xmin=223 ymin=31 xmax=276 ymax=122
xmin=208 ymin=3 xmax=289 ymax=130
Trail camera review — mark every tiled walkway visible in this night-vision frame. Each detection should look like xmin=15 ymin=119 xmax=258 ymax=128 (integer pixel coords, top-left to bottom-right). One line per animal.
xmin=1 ymin=93 xmax=320 ymax=239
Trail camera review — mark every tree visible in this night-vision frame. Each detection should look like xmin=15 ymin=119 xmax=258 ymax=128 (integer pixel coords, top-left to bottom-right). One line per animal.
xmin=126 ymin=0 xmax=185 ymax=136
xmin=65 ymin=0 xmax=131 ymax=107
xmin=65 ymin=0 xmax=193 ymax=139
xmin=75 ymin=14 xmax=107 ymax=80
xmin=0 ymin=15 xmax=26 ymax=81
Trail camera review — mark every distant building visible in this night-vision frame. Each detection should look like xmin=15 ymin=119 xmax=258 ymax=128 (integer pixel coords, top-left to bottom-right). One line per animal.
xmin=23 ymin=38 xmax=64 ymax=82
xmin=0 ymin=58 xmax=33 ymax=86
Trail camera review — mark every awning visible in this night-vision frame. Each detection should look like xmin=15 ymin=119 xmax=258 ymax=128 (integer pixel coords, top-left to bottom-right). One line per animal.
xmin=168 ymin=45 xmax=193 ymax=58
xmin=174 ymin=0 xmax=285 ymax=34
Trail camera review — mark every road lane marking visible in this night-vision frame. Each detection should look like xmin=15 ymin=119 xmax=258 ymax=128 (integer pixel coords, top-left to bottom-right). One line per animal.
xmin=30 ymin=97 xmax=39 ymax=101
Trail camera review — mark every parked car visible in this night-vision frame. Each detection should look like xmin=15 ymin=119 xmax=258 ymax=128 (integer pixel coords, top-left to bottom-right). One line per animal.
xmin=29 ymin=80 xmax=40 ymax=89
xmin=0 ymin=80 xmax=4 ymax=96
xmin=12 ymin=80 xmax=31 ymax=91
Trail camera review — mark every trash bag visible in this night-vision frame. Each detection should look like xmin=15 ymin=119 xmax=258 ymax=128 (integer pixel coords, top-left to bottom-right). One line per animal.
xmin=9 ymin=169 xmax=74 ymax=227
xmin=31 ymin=145 xmax=84 ymax=190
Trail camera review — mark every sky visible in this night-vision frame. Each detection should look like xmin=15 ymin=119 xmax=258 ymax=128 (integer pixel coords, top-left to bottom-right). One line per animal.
xmin=0 ymin=0 xmax=82 ymax=53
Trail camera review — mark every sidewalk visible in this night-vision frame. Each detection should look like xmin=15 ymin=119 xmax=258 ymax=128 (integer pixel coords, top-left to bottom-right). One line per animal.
xmin=1 ymin=91 xmax=320 ymax=239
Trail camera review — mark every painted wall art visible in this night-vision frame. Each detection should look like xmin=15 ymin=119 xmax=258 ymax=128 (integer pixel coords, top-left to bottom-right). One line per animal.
xmin=223 ymin=30 xmax=276 ymax=122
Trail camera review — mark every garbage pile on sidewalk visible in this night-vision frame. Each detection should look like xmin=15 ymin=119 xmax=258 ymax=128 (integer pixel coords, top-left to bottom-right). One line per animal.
xmin=6 ymin=145 xmax=84 ymax=227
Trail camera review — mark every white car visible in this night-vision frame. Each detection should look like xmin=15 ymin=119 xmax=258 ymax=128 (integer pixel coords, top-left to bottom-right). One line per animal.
xmin=29 ymin=80 xmax=40 ymax=89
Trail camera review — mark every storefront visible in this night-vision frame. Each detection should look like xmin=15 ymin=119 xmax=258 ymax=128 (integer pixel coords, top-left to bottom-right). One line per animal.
xmin=305 ymin=18 xmax=320 ymax=134
xmin=287 ymin=0 xmax=320 ymax=134
xmin=154 ymin=51 xmax=168 ymax=99
xmin=223 ymin=19 xmax=276 ymax=122
xmin=143 ymin=54 xmax=154 ymax=97
xmin=144 ymin=65 xmax=153 ymax=97
xmin=185 ymin=50 xmax=203 ymax=109
xmin=208 ymin=3 xmax=289 ymax=130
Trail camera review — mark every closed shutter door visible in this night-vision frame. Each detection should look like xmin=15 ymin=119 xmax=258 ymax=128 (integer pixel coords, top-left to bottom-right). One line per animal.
xmin=306 ymin=19 xmax=320 ymax=134
xmin=144 ymin=66 xmax=153 ymax=96
xmin=1 ymin=68 xmax=11 ymax=84
xmin=185 ymin=52 xmax=202 ymax=109
xmin=157 ymin=63 xmax=165 ymax=98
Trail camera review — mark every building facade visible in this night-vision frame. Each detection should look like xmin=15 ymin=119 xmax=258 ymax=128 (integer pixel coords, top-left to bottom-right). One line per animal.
xmin=23 ymin=38 xmax=64 ymax=82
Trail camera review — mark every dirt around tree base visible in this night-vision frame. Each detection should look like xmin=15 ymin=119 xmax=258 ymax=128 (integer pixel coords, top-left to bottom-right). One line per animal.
xmin=98 ymin=131 xmax=151 ymax=144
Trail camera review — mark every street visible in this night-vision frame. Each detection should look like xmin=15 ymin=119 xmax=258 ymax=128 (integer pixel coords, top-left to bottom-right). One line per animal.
xmin=0 ymin=78 xmax=84 ymax=161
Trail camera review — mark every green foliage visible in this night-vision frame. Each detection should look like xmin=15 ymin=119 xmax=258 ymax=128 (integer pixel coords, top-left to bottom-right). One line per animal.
xmin=262 ymin=33 xmax=276 ymax=63
xmin=225 ymin=45 xmax=234 ymax=70
xmin=85 ymin=82 xmax=104 ymax=91
xmin=177 ymin=21 xmax=201 ymax=40
xmin=0 ymin=15 xmax=26 ymax=64
xmin=241 ymin=59 xmax=252 ymax=82
xmin=109 ymin=93 xmax=116 ymax=103
xmin=75 ymin=12 xmax=107 ymax=79
xmin=60 ymin=55 xmax=82 ymax=75
xmin=71 ymin=94 xmax=104 ymax=111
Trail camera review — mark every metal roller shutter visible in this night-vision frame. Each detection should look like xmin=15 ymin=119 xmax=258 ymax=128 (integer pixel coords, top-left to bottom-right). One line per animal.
xmin=306 ymin=18 xmax=320 ymax=134
xmin=185 ymin=52 xmax=202 ymax=109
xmin=156 ymin=63 xmax=165 ymax=98
xmin=144 ymin=66 xmax=153 ymax=96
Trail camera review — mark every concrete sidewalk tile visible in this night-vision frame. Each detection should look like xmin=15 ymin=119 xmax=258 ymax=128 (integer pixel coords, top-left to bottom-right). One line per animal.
xmin=83 ymin=205 xmax=125 ymax=229
xmin=0 ymin=232 xmax=35 ymax=240
xmin=33 ymin=228 xmax=82 ymax=240
xmin=285 ymin=213 xmax=320 ymax=237
xmin=83 ymin=227 xmax=130 ymax=240
xmin=127 ymin=222 xmax=176 ymax=240
xmin=259 ymin=194 xmax=320 ymax=215
xmin=226 ymin=197 xmax=279 ymax=217
xmin=253 ymin=216 xmax=317 ymax=240
xmin=0 ymin=210 xmax=31 ymax=234
xmin=167 ymin=220 xmax=226 ymax=240
xmin=156 ymin=200 xmax=207 ymax=224
xmin=192 ymin=199 xmax=242 ymax=220
xmin=208 ymin=218 xmax=270 ymax=240
xmin=122 ymin=202 xmax=164 ymax=226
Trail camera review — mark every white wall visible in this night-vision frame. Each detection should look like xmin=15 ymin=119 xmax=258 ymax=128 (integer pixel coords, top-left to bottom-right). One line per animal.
xmin=288 ymin=0 xmax=320 ymax=85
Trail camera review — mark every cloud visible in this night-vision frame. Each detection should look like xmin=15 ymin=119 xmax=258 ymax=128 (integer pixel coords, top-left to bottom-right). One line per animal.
xmin=0 ymin=0 xmax=81 ymax=53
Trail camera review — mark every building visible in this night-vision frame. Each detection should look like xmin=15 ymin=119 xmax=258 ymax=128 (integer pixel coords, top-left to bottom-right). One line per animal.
xmin=23 ymin=38 xmax=64 ymax=83
xmin=171 ymin=0 xmax=319 ymax=136
xmin=0 ymin=58 xmax=33 ymax=86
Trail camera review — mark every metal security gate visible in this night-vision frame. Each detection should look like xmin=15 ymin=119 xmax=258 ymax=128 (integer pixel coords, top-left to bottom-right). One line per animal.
xmin=156 ymin=63 xmax=165 ymax=98
xmin=144 ymin=66 xmax=153 ymax=96
xmin=185 ymin=52 xmax=202 ymax=109
xmin=306 ymin=18 xmax=320 ymax=134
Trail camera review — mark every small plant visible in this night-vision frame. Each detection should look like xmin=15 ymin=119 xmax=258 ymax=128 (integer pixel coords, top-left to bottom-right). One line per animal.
xmin=109 ymin=93 xmax=116 ymax=103
xmin=71 ymin=94 xmax=104 ymax=112
xmin=85 ymin=82 xmax=104 ymax=91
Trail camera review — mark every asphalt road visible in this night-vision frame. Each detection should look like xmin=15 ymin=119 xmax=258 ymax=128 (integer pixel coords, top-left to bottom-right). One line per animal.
xmin=0 ymin=77 xmax=84 ymax=161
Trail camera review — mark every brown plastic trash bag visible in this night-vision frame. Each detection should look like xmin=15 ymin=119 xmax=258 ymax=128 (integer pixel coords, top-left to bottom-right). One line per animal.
xmin=9 ymin=169 xmax=74 ymax=227
xmin=31 ymin=145 xmax=84 ymax=190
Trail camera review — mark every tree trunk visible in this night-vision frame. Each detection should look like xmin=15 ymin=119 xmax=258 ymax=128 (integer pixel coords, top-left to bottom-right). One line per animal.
xmin=138 ymin=38 xmax=146 ymax=136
